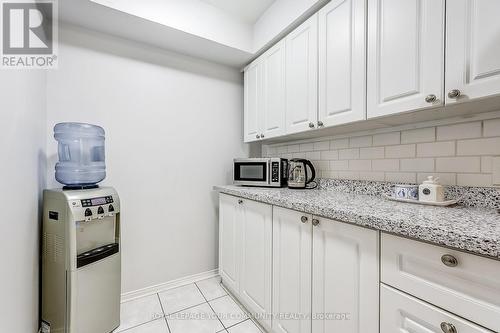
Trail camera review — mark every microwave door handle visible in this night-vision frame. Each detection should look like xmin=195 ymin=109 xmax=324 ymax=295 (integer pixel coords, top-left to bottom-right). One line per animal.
xmin=267 ymin=160 xmax=271 ymax=185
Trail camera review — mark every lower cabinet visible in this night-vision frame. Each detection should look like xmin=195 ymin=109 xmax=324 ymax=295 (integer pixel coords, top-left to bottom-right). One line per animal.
xmin=239 ymin=197 xmax=273 ymax=330
xmin=219 ymin=194 xmax=241 ymax=293
xmin=220 ymin=197 xmax=380 ymax=333
xmin=220 ymin=194 xmax=500 ymax=333
xmin=381 ymin=284 xmax=493 ymax=333
xmin=219 ymin=194 xmax=273 ymax=331
xmin=272 ymin=208 xmax=312 ymax=333
xmin=381 ymin=233 xmax=500 ymax=332
xmin=272 ymin=206 xmax=380 ymax=333
xmin=312 ymin=216 xmax=379 ymax=333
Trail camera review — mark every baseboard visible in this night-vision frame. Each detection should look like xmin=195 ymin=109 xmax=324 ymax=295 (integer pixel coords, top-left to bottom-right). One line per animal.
xmin=121 ymin=268 xmax=219 ymax=303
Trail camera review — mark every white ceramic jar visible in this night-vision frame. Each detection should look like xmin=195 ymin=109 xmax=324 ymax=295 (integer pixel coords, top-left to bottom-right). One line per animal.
xmin=419 ymin=176 xmax=445 ymax=202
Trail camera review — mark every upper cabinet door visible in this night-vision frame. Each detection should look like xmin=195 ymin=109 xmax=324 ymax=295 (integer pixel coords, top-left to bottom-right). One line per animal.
xmin=261 ymin=40 xmax=286 ymax=139
xmin=367 ymin=0 xmax=445 ymax=118
xmin=312 ymin=217 xmax=379 ymax=333
xmin=285 ymin=14 xmax=318 ymax=134
xmin=244 ymin=60 xmax=262 ymax=143
xmin=318 ymin=0 xmax=367 ymax=127
xmin=446 ymin=0 xmax=500 ymax=104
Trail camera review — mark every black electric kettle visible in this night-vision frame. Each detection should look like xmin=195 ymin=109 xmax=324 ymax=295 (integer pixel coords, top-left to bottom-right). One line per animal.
xmin=287 ymin=159 xmax=316 ymax=189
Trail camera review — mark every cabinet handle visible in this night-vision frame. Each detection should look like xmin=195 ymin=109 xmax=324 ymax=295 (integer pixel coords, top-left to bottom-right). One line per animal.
xmin=256 ymin=134 xmax=260 ymax=139
xmin=317 ymin=121 xmax=324 ymax=127
xmin=309 ymin=122 xmax=315 ymax=128
xmin=425 ymin=94 xmax=437 ymax=103
xmin=312 ymin=219 xmax=320 ymax=226
xmin=441 ymin=254 xmax=458 ymax=267
xmin=300 ymin=216 xmax=308 ymax=223
xmin=260 ymin=133 xmax=265 ymax=138
xmin=238 ymin=199 xmax=243 ymax=205
xmin=448 ymin=89 xmax=461 ymax=99
xmin=440 ymin=322 xmax=457 ymax=333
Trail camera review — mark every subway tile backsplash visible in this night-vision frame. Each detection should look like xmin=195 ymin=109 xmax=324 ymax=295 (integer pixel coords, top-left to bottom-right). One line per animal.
xmin=263 ymin=117 xmax=500 ymax=187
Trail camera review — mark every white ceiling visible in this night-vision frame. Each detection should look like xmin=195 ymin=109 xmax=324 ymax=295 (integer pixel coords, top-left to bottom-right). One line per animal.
xmin=199 ymin=0 xmax=277 ymax=23
xmin=62 ymin=0 xmax=320 ymax=67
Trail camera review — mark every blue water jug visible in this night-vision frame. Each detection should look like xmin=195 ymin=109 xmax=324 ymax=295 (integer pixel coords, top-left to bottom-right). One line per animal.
xmin=54 ymin=122 xmax=106 ymax=186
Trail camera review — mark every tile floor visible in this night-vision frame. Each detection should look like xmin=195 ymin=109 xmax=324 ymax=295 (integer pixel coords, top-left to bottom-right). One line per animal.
xmin=113 ymin=276 xmax=264 ymax=333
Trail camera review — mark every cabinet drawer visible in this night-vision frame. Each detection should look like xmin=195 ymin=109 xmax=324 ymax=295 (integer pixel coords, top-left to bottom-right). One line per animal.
xmin=381 ymin=284 xmax=493 ymax=333
xmin=381 ymin=233 xmax=500 ymax=332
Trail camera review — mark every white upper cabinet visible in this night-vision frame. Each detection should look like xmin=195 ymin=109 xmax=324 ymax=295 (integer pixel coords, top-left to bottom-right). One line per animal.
xmin=244 ymin=41 xmax=286 ymax=142
xmin=319 ymin=0 xmax=367 ymax=127
xmin=244 ymin=61 xmax=262 ymax=143
xmin=367 ymin=0 xmax=445 ymax=118
xmin=243 ymin=0 xmax=500 ymax=141
xmin=285 ymin=14 xmax=319 ymax=134
xmin=261 ymin=40 xmax=286 ymax=139
xmin=445 ymin=0 xmax=500 ymax=104
xmin=312 ymin=217 xmax=379 ymax=333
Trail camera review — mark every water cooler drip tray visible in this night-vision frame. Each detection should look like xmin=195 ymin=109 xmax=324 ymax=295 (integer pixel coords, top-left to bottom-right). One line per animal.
xmin=77 ymin=243 xmax=119 ymax=268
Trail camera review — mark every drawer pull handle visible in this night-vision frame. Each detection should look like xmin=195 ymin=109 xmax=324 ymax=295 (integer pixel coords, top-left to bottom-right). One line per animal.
xmin=425 ymin=94 xmax=437 ymax=103
xmin=441 ymin=254 xmax=458 ymax=267
xmin=301 ymin=216 xmax=308 ymax=223
xmin=238 ymin=199 xmax=243 ymax=205
xmin=312 ymin=219 xmax=320 ymax=226
xmin=448 ymin=89 xmax=461 ymax=99
xmin=440 ymin=322 xmax=457 ymax=333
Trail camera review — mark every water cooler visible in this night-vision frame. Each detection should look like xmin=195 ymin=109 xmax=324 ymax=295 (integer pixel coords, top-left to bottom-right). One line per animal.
xmin=41 ymin=187 xmax=121 ymax=333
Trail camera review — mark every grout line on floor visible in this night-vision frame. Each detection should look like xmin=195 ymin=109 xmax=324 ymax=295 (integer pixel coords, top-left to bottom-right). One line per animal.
xmin=163 ymin=299 xmax=208 ymax=316
xmin=219 ymin=284 xmax=251 ymax=317
xmin=195 ymin=282 xmax=227 ymax=330
xmin=204 ymin=293 xmax=230 ymax=303
xmin=224 ymin=318 xmax=252 ymax=330
xmin=115 ymin=292 xmax=175 ymax=332
xmin=218 ymin=283 xmax=266 ymax=333
xmin=156 ymin=293 xmax=171 ymax=333
xmin=195 ymin=279 xmax=229 ymax=302
xmin=117 ymin=276 xmax=262 ymax=333
xmin=210 ymin=282 xmax=256 ymax=331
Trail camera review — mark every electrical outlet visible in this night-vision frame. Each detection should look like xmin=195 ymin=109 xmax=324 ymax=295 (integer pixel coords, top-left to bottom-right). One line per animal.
xmin=493 ymin=157 xmax=500 ymax=187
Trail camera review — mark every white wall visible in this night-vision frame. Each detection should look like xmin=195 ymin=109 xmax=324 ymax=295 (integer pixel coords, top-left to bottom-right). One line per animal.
xmin=0 ymin=72 xmax=46 ymax=332
xmin=253 ymin=0 xmax=327 ymax=52
xmin=46 ymin=24 xmax=251 ymax=293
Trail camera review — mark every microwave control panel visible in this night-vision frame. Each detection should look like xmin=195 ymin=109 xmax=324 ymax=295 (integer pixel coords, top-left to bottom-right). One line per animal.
xmin=271 ymin=162 xmax=279 ymax=182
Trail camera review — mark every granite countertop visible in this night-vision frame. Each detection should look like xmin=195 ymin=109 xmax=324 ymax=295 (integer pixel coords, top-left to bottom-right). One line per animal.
xmin=215 ymin=185 xmax=500 ymax=260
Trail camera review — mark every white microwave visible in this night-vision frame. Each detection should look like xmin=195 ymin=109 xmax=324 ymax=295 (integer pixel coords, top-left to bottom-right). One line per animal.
xmin=233 ymin=158 xmax=288 ymax=187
